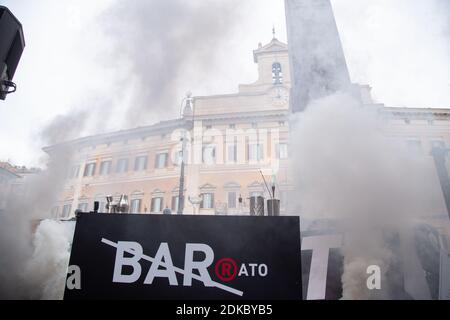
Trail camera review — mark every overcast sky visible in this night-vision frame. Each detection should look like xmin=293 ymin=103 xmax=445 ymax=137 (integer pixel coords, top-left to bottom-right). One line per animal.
xmin=0 ymin=0 xmax=449 ymax=167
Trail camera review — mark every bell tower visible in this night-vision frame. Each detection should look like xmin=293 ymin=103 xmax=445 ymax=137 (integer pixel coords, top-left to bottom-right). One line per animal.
xmin=285 ymin=0 xmax=352 ymax=112
xmin=238 ymin=31 xmax=291 ymax=95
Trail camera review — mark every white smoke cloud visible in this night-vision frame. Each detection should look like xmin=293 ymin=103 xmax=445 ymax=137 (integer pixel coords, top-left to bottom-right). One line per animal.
xmin=25 ymin=220 xmax=75 ymax=300
xmin=98 ymin=0 xmax=243 ymax=128
xmin=0 ymin=147 xmax=74 ymax=299
xmin=289 ymin=92 xmax=446 ymax=299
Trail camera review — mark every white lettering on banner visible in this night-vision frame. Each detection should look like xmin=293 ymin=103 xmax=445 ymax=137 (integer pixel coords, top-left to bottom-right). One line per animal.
xmin=102 ymin=238 xmax=243 ymax=296
xmin=105 ymin=235 xmax=381 ymax=301
xmin=366 ymin=265 xmax=381 ymax=290
xmin=183 ymin=243 xmax=214 ymax=287
xmin=113 ymin=241 xmax=143 ymax=283
xmin=248 ymin=264 xmax=258 ymax=276
xmin=103 ymin=235 xmax=387 ymax=300
xmin=144 ymin=242 xmax=178 ymax=286
xmin=237 ymin=263 xmax=268 ymax=277
xmin=259 ymin=264 xmax=268 ymax=277
xmin=66 ymin=265 xmax=81 ymax=290
xmin=238 ymin=264 xmax=249 ymax=277
xmin=302 ymin=234 xmax=343 ymax=300
xmin=106 ymin=236 xmax=345 ymax=300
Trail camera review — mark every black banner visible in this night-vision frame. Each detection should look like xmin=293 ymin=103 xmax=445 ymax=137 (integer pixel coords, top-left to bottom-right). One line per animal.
xmin=64 ymin=214 xmax=302 ymax=300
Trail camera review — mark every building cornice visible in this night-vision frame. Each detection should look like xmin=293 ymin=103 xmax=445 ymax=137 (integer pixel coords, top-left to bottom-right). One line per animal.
xmin=194 ymin=110 xmax=289 ymax=123
xmin=43 ymin=118 xmax=192 ymax=154
xmin=194 ymin=90 xmax=269 ymax=101
xmin=379 ymin=106 xmax=450 ymax=120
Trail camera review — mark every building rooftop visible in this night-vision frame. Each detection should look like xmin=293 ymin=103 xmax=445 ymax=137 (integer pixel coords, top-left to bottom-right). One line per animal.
xmin=0 ymin=161 xmax=41 ymax=176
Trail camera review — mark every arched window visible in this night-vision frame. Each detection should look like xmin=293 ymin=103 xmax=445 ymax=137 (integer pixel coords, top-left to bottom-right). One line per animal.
xmin=272 ymin=62 xmax=283 ymax=84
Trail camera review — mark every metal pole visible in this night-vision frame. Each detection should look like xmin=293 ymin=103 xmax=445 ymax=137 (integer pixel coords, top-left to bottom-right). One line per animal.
xmin=177 ymin=130 xmax=187 ymax=214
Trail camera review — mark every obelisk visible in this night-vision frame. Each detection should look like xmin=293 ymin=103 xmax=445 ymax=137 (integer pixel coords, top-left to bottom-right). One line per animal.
xmin=285 ymin=0 xmax=352 ymax=112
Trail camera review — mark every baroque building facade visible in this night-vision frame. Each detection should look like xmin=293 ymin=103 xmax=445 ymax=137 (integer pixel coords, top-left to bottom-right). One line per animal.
xmin=44 ymin=37 xmax=450 ymax=221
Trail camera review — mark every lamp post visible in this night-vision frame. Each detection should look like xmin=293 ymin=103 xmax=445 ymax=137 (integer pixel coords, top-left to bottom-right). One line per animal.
xmin=177 ymin=130 xmax=187 ymax=214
